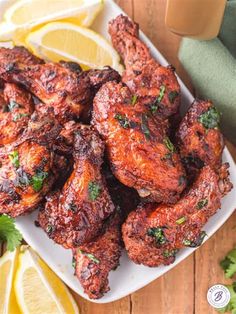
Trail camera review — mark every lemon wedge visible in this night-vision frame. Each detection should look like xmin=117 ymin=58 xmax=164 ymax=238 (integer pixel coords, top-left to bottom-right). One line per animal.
xmin=0 ymin=0 xmax=103 ymax=43
xmin=14 ymin=245 xmax=79 ymax=314
xmin=25 ymin=21 xmax=123 ymax=72
xmin=0 ymin=249 xmax=20 ymax=314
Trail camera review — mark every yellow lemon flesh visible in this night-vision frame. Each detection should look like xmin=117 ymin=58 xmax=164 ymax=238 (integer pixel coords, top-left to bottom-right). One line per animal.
xmin=25 ymin=21 xmax=123 ymax=72
xmin=0 ymin=0 xmax=103 ymax=43
xmin=14 ymin=245 xmax=79 ymax=314
xmin=0 ymin=249 xmax=20 ymax=314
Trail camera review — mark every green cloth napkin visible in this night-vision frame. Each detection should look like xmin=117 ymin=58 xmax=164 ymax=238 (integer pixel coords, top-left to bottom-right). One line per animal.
xmin=178 ymin=0 xmax=236 ymax=145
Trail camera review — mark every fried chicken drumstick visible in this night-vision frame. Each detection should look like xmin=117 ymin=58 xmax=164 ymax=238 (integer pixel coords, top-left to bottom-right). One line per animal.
xmin=38 ymin=125 xmax=115 ymax=248
xmin=122 ymin=163 xmax=232 ymax=267
xmin=72 ymin=212 xmax=122 ymax=299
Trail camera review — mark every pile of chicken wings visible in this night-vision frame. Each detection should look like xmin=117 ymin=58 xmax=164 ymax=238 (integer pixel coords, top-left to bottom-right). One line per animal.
xmin=0 ymin=15 xmax=232 ymax=299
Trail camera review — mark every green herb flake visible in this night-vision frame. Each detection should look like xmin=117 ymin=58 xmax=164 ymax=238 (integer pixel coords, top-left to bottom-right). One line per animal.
xmin=72 ymin=256 xmax=76 ymax=269
xmin=183 ymin=231 xmax=207 ymax=248
xmin=131 ymin=94 xmax=138 ymax=106
xmin=9 ymin=151 xmax=20 ymax=168
xmin=141 ymin=114 xmax=151 ymax=140
xmin=150 ymin=104 xmax=158 ymax=114
xmin=163 ymin=137 xmax=175 ymax=153
xmin=13 ymin=113 xmax=29 ymax=122
xmin=198 ymin=106 xmax=220 ymax=129
xmin=147 ymin=227 xmax=166 ymax=245
xmin=176 ymin=216 xmax=186 ymax=225
xmin=8 ymin=100 xmax=20 ymax=112
xmin=163 ymin=249 xmax=178 ymax=258
xmin=79 ymin=249 xmax=100 ymax=264
xmin=46 ymin=224 xmax=54 ymax=235
xmin=168 ymin=91 xmax=179 ymax=103
xmin=0 ymin=214 xmax=23 ymax=251
xmin=197 ymin=199 xmax=208 ymax=209
xmin=157 ymin=85 xmax=166 ymax=103
xmin=114 ymin=113 xmax=130 ymax=129
xmin=31 ymin=171 xmax=48 ymax=192
xmin=88 ymin=181 xmax=101 ymax=201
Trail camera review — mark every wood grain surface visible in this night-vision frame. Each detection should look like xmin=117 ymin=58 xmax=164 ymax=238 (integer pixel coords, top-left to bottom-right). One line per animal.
xmin=1 ymin=1 xmax=236 ymax=314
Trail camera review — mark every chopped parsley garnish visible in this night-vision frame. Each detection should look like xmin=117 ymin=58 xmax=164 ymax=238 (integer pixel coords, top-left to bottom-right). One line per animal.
xmin=157 ymin=85 xmax=166 ymax=103
xmin=13 ymin=113 xmax=29 ymax=122
xmin=150 ymin=104 xmax=158 ymax=114
xmin=163 ymin=249 xmax=178 ymax=258
xmin=131 ymin=94 xmax=138 ymax=106
xmin=176 ymin=216 xmax=186 ymax=225
xmin=88 ymin=181 xmax=101 ymax=201
xmin=8 ymin=100 xmax=20 ymax=112
xmin=197 ymin=199 xmax=208 ymax=209
xmin=0 ymin=214 xmax=22 ymax=251
xmin=168 ymin=91 xmax=179 ymax=103
xmin=163 ymin=137 xmax=175 ymax=153
xmin=198 ymin=106 xmax=220 ymax=129
xmin=46 ymin=224 xmax=54 ymax=235
xmin=141 ymin=114 xmax=151 ymax=139
xmin=183 ymin=231 xmax=207 ymax=248
xmin=31 ymin=171 xmax=48 ymax=192
xmin=9 ymin=151 xmax=20 ymax=168
xmin=114 ymin=113 xmax=130 ymax=129
xmin=72 ymin=256 xmax=76 ymax=269
xmin=220 ymin=247 xmax=236 ymax=278
xmin=79 ymin=250 xmax=100 ymax=264
xmin=147 ymin=227 xmax=167 ymax=245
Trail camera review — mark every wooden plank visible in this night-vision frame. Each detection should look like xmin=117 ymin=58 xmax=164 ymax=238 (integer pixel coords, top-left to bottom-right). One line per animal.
xmin=195 ymin=211 xmax=236 ymax=314
xmin=131 ymin=255 xmax=194 ymax=314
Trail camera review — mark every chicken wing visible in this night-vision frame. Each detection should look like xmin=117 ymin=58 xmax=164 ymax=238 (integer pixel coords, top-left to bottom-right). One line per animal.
xmin=0 ymin=47 xmax=121 ymax=124
xmin=92 ymin=81 xmax=186 ymax=203
xmin=0 ymin=113 xmax=61 ymax=217
xmin=0 ymin=83 xmax=34 ymax=145
xmin=72 ymin=211 xmax=122 ymax=299
xmin=38 ymin=125 xmax=115 ymax=248
xmin=122 ymin=163 xmax=232 ymax=267
xmin=109 ymin=15 xmax=180 ymax=118
xmin=176 ymin=100 xmax=224 ymax=177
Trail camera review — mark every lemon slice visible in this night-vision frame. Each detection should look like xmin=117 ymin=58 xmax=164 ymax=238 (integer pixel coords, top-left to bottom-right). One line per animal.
xmin=0 ymin=249 xmax=20 ymax=314
xmin=0 ymin=0 xmax=103 ymax=43
xmin=14 ymin=245 xmax=79 ymax=314
xmin=25 ymin=21 xmax=123 ymax=72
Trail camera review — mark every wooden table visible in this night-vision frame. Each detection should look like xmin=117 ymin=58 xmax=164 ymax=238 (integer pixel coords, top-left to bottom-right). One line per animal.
xmin=1 ymin=1 xmax=236 ymax=313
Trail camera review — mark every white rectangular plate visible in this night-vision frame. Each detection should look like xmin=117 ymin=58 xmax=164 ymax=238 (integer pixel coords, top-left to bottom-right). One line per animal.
xmin=1 ymin=0 xmax=236 ymax=304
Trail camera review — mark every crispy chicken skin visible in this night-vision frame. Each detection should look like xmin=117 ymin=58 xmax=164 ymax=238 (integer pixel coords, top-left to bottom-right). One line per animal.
xmin=72 ymin=212 xmax=122 ymax=299
xmin=0 ymin=83 xmax=34 ymax=145
xmin=92 ymin=81 xmax=186 ymax=203
xmin=109 ymin=15 xmax=180 ymax=118
xmin=122 ymin=163 xmax=232 ymax=267
xmin=0 ymin=46 xmax=43 ymax=77
xmin=0 ymin=113 xmax=61 ymax=217
xmin=176 ymin=100 xmax=224 ymax=174
xmin=38 ymin=125 xmax=115 ymax=248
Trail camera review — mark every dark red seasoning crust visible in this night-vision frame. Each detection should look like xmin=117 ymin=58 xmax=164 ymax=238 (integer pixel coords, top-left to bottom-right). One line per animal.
xmin=122 ymin=164 xmax=232 ymax=267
